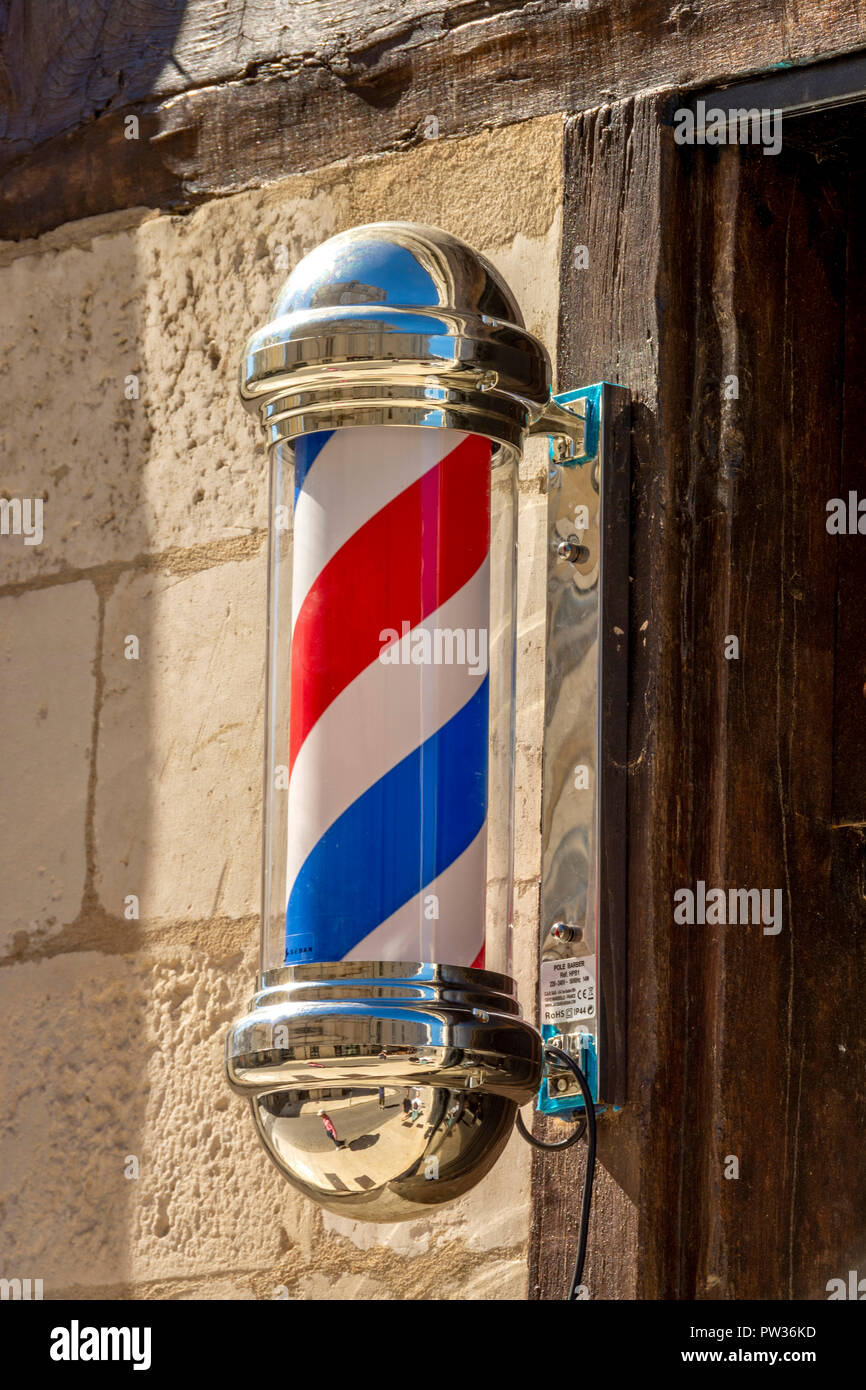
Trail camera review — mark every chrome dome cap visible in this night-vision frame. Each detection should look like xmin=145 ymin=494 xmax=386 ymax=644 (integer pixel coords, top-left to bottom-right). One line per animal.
xmin=239 ymin=221 xmax=556 ymax=459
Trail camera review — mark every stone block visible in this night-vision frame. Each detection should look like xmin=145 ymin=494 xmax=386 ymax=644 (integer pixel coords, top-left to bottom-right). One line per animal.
xmin=0 ymin=582 xmax=95 ymax=955
xmin=94 ymin=557 xmax=265 ymax=925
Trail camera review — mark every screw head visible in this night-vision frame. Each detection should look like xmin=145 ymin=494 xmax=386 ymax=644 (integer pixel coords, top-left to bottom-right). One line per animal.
xmin=556 ymin=537 xmax=589 ymax=564
xmin=551 ymin=922 xmax=583 ymax=944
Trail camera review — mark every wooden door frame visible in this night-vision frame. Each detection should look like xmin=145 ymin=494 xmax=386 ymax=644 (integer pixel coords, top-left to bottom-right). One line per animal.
xmin=529 ymin=85 xmax=866 ymax=1301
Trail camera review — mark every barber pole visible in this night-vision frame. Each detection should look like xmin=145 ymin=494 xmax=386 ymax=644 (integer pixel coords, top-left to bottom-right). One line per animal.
xmin=285 ymin=424 xmax=491 ymax=968
xmin=226 ymin=222 xmax=560 ymax=1219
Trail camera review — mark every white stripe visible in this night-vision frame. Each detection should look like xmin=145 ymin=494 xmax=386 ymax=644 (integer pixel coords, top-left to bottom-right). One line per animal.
xmin=343 ymin=825 xmax=487 ymax=965
xmin=285 ymin=558 xmax=490 ymax=903
xmin=292 ymin=425 xmax=467 ymax=627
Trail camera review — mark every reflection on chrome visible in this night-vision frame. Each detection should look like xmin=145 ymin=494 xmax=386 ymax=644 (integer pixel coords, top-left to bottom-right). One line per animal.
xmin=255 ymin=1083 xmax=517 ymax=1219
xmin=226 ymin=961 xmax=542 ymax=1220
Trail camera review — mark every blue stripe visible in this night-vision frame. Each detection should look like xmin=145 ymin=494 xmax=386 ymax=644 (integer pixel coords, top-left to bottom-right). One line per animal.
xmin=293 ymin=430 xmax=334 ymax=502
xmin=285 ymin=677 xmax=489 ymax=962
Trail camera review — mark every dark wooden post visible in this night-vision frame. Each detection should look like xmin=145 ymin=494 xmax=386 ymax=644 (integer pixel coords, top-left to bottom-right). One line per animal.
xmin=530 ymin=93 xmax=866 ymax=1301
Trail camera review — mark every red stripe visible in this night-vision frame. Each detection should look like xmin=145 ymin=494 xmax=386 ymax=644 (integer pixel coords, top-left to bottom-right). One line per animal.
xmin=470 ymin=945 xmax=486 ymax=970
xmin=289 ymin=433 xmax=491 ymax=770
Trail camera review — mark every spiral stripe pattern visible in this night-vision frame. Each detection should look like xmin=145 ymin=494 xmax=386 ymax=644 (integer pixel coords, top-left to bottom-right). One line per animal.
xmin=284 ymin=425 xmax=492 ymax=967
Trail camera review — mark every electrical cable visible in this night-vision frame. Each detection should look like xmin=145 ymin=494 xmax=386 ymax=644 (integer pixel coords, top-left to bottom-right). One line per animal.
xmin=515 ymin=1045 xmax=598 ymax=1300
xmin=546 ymin=1046 xmax=597 ymax=1299
xmin=516 ymin=1103 xmax=586 ymax=1149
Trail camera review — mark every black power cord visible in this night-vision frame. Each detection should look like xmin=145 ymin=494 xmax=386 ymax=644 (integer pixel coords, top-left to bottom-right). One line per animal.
xmin=516 ymin=1045 xmax=598 ymax=1300
xmin=516 ymin=1100 xmax=586 ymax=1149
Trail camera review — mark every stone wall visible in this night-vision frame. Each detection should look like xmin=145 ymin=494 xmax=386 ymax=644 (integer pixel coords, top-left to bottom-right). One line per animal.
xmin=0 ymin=116 xmax=563 ymax=1299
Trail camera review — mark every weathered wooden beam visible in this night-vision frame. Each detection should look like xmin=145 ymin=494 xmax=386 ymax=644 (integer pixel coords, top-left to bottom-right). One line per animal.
xmin=532 ymin=90 xmax=866 ymax=1303
xmin=832 ymin=156 xmax=866 ymax=826
xmin=677 ymin=133 xmax=850 ymax=1301
xmin=4 ymin=2 xmax=866 ymax=238
xmin=529 ymin=93 xmax=693 ymax=1301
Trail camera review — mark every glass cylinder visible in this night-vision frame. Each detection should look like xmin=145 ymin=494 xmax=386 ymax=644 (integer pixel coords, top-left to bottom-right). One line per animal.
xmin=259 ymin=423 xmax=517 ymax=978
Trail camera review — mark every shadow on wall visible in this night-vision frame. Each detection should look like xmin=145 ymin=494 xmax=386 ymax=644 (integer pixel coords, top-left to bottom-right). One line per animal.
xmin=0 ymin=223 xmax=156 ymax=1294
xmin=0 ymin=0 xmax=193 ymax=1299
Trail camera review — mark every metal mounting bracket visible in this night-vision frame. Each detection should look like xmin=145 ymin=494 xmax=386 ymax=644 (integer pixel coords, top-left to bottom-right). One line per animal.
xmin=537 ymin=383 xmax=630 ymax=1115
xmin=528 ymin=392 xmax=592 ymax=464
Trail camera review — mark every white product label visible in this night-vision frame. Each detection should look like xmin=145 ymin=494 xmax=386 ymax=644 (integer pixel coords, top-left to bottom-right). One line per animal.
xmin=540 ymin=955 xmax=596 ymax=1025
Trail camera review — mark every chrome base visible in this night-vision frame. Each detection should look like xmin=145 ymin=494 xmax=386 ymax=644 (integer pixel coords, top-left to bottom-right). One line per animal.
xmin=225 ymin=962 xmax=543 ymax=1221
